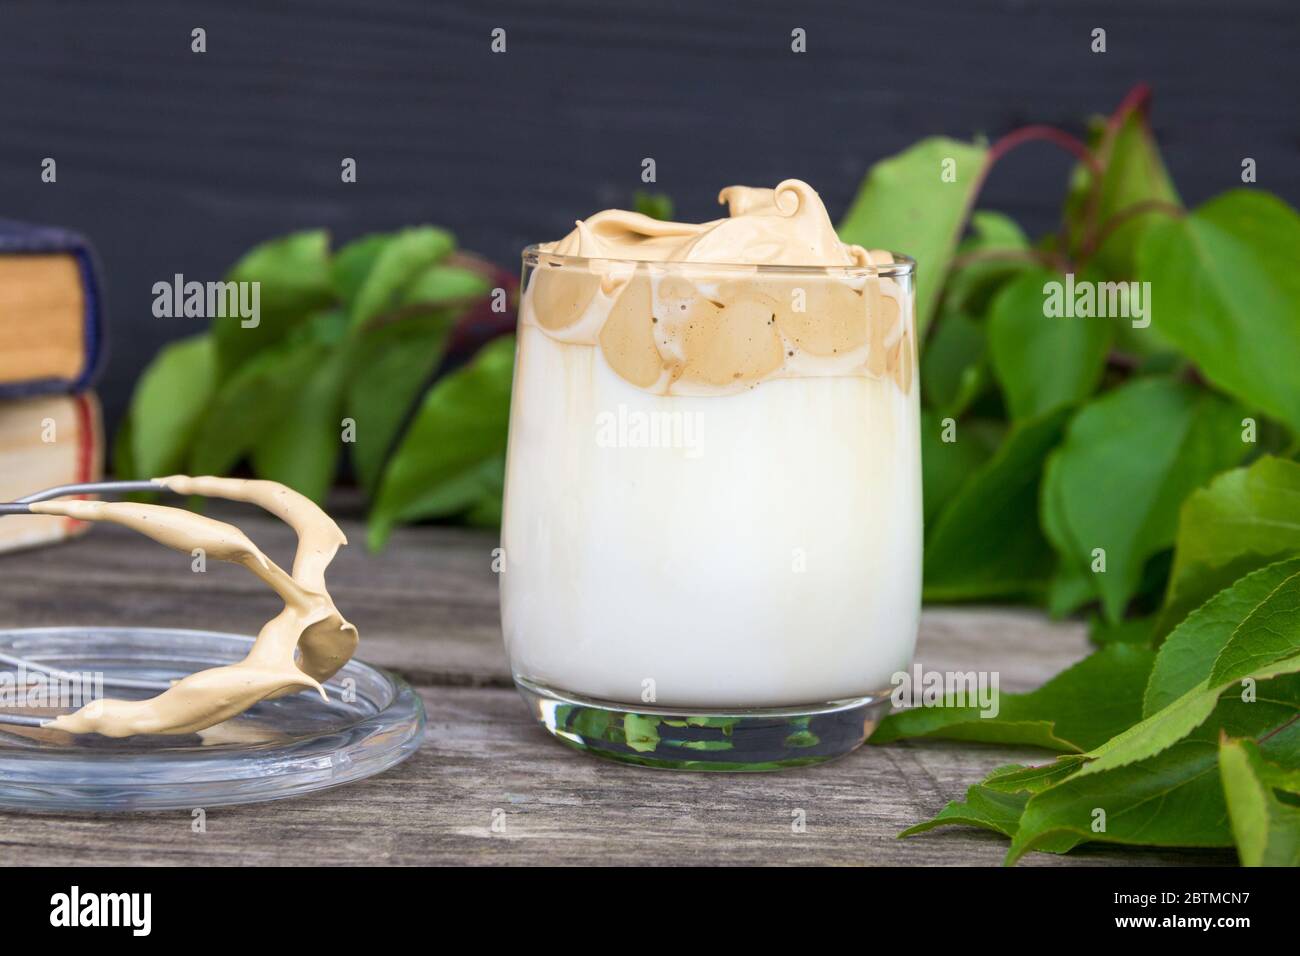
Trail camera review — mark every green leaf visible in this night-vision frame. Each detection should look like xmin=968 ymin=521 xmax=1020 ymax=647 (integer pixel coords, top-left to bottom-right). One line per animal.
xmin=400 ymin=264 xmax=491 ymax=308
xmin=187 ymin=337 xmax=330 ymax=476
xmin=1147 ymin=558 xmax=1300 ymax=713
xmin=1002 ymin=689 xmax=1300 ymax=862
xmin=872 ymin=643 xmax=1155 ymax=752
xmin=1065 ymin=101 xmax=1181 ymax=275
xmin=1045 ymin=563 xmax=1096 ymax=618
xmin=250 ymin=349 xmax=350 ymax=503
xmin=941 ymin=210 xmax=1034 ymax=316
xmin=343 ymin=227 xmax=456 ymax=329
xmin=381 ymin=452 xmax=502 ymax=527
xmin=346 ymin=312 xmax=457 ymax=494
xmin=1075 ymin=568 xmax=1300 ymax=777
xmin=371 ymin=450 xmax=505 ymax=545
xmin=1040 ymin=376 xmax=1249 ymax=622
xmin=922 ymin=409 xmax=1068 ymax=601
xmin=118 ymin=334 xmax=217 ymax=479
xmin=343 ymin=259 xmax=491 ymax=493
xmin=920 ymin=308 xmax=988 ymax=418
xmin=1157 ymin=457 xmax=1300 ymax=637
xmin=982 ymin=758 xmax=1088 ymax=795
xmin=1007 ymin=739 xmax=1232 ymax=863
xmin=632 ymin=190 xmax=674 ymax=222
xmin=1247 ymin=746 xmax=1300 ymax=794
xmin=1088 ymin=613 xmax=1155 ymax=645
xmin=1138 ymin=190 xmax=1300 ymax=431
xmin=214 ymin=230 xmax=334 ymax=378
xmin=1040 ymin=441 xmax=1102 ymax=616
xmin=1149 ymin=561 xmax=1300 ymax=717
xmin=839 ymin=137 xmax=988 ymax=333
xmin=901 ymin=778 xmax=1081 ymax=853
xmin=919 ymin=411 xmax=1000 ymax=528
xmin=1209 ymin=569 xmax=1300 ymax=686
xmin=462 ymin=461 xmax=506 ymax=527
xmin=987 ymin=270 xmax=1113 ymax=420
xmin=1079 ymin=681 xmax=1221 ymax=779
xmin=1219 ymin=737 xmax=1300 ymax=866
xmin=368 ymin=336 xmax=515 ymax=549
xmin=964 ymin=210 xmax=1029 ymax=249
xmin=330 ymin=233 xmax=386 ymax=304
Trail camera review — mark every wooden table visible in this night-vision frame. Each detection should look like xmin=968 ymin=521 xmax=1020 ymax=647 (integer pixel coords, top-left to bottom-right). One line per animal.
xmin=0 ymin=499 xmax=1234 ymax=866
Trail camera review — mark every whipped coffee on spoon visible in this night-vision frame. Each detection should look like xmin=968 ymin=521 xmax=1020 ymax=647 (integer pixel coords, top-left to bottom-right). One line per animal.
xmin=27 ymin=475 xmax=357 ymax=738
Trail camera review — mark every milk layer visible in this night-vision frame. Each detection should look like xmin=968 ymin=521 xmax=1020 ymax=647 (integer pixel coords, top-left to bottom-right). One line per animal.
xmin=501 ymin=323 xmax=921 ymax=707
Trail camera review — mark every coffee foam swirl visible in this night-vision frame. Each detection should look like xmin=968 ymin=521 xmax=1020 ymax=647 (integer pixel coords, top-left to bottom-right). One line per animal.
xmin=527 ymin=180 xmax=915 ymax=396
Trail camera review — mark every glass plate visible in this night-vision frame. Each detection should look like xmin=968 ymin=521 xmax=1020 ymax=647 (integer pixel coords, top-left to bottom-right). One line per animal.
xmin=0 ymin=627 xmax=425 ymax=812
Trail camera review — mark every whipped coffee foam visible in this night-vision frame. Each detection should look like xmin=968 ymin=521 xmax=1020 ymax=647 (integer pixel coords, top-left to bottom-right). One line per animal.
xmin=502 ymin=181 xmax=921 ymax=708
xmin=547 ymin=180 xmax=867 ymax=265
xmin=531 ymin=179 xmax=914 ymax=396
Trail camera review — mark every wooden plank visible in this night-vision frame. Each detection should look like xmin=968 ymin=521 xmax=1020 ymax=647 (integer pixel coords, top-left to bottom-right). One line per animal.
xmin=0 ymin=685 xmax=1236 ymax=867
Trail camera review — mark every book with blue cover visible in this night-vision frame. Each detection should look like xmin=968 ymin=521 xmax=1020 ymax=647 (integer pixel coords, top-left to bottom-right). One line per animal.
xmin=0 ymin=219 xmax=105 ymax=398
xmin=0 ymin=219 xmax=106 ymax=552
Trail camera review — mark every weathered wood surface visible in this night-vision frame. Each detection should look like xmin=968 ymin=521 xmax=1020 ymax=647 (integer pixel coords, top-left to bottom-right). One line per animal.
xmin=0 ymin=502 xmax=1235 ymax=866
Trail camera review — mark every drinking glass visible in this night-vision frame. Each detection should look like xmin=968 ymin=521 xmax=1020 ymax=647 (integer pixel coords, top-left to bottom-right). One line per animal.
xmin=500 ymin=247 xmax=920 ymax=770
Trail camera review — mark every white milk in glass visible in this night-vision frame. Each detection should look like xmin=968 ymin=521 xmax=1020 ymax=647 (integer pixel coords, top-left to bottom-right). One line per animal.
xmin=501 ymin=181 xmax=921 ymax=710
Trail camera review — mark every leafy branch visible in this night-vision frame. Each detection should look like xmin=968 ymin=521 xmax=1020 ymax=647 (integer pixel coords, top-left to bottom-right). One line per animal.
xmin=841 ymin=85 xmax=1300 ymax=865
xmin=114 ymin=226 xmax=517 ymax=541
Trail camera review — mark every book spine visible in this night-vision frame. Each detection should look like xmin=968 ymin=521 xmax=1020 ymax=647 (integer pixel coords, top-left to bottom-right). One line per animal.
xmin=72 ymin=246 xmax=106 ymax=393
xmin=63 ymin=392 xmax=101 ymax=534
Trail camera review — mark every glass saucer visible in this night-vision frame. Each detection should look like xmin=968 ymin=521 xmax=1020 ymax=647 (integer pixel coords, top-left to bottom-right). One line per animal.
xmin=0 ymin=626 xmax=425 ymax=812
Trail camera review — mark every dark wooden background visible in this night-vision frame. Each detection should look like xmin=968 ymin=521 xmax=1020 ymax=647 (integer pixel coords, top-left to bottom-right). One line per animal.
xmin=1 ymin=0 xmax=1296 ymax=433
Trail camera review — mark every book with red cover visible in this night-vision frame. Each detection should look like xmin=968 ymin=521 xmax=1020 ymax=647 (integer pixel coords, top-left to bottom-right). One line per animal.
xmin=0 ymin=393 xmax=103 ymax=553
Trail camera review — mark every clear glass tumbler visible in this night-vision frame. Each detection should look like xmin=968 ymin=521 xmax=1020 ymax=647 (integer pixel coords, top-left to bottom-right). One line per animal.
xmin=500 ymin=247 xmax=921 ymax=770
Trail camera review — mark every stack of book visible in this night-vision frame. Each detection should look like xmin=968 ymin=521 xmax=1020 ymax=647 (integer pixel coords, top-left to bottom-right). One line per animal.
xmin=0 ymin=220 xmax=105 ymax=553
